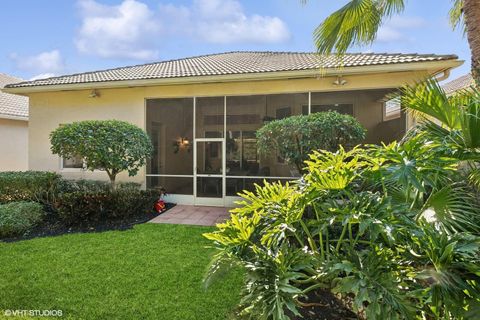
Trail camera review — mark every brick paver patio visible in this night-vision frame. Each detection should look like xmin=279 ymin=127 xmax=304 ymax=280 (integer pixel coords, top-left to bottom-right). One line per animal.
xmin=149 ymin=205 xmax=231 ymax=226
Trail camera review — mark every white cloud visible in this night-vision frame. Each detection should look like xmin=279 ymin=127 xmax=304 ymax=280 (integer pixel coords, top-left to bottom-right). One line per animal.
xmin=75 ymin=0 xmax=161 ymax=60
xmin=74 ymin=0 xmax=290 ymax=60
xmin=10 ymin=50 xmax=64 ymax=76
xmin=377 ymin=16 xmax=426 ymax=43
xmin=161 ymin=0 xmax=291 ymax=44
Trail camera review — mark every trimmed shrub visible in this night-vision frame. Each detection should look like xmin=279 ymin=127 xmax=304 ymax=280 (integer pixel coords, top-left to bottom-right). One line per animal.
xmin=0 ymin=202 xmax=45 ymax=237
xmin=257 ymin=111 xmax=366 ymax=173
xmin=0 ymin=171 xmax=159 ymax=230
xmin=53 ymin=189 xmax=158 ymax=225
xmin=50 ymin=120 xmax=153 ymax=189
xmin=0 ymin=171 xmax=62 ymax=204
xmin=56 ymin=179 xmax=111 ymax=193
xmin=118 ymin=182 xmax=142 ymax=190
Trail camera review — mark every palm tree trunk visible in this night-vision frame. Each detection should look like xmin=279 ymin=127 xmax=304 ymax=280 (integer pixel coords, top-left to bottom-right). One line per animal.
xmin=464 ymin=0 xmax=480 ymax=84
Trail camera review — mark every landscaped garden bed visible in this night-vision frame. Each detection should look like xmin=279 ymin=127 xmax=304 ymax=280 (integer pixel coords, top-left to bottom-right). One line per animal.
xmin=0 ymin=201 xmax=174 ymax=242
xmin=203 ymin=82 xmax=480 ymax=319
xmin=0 ymin=171 xmax=170 ymax=242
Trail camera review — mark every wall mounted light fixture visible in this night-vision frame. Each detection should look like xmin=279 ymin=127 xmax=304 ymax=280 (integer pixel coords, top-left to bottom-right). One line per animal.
xmin=88 ymin=89 xmax=100 ymax=98
xmin=180 ymin=137 xmax=189 ymax=146
xmin=332 ymin=76 xmax=348 ymax=86
xmin=173 ymin=137 xmax=191 ymax=153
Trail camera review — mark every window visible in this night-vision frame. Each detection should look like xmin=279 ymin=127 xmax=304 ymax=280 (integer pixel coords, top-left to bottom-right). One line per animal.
xmin=310 ymin=92 xmax=355 ymax=116
xmin=383 ymin=97 xmax=401 ymax=121
xmin=275 ymin=106 xmax=291 ymax=119
xmin=196 ymin=97 xmax=224 ymax=138
xmin=58 ymin=123 xmax=84 ymax=170
xmin=226 ymin=93 xmax=307 ymax=177
xmin=62 ymin=155 xmax=84 ymax=169
xmin=146 ymin=98 xmax=194 ymax=195
xmin=146 ymin=98 xmax=194 ymax=177
xmin=311 ymin=104 xmax=354 ymax=115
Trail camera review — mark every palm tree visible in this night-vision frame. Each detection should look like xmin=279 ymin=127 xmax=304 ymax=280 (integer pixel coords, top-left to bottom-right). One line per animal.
xmin=399 ymin=79 xmax=480 ymax=186
xmin=310 ymin=0 xmax=480 ymax=83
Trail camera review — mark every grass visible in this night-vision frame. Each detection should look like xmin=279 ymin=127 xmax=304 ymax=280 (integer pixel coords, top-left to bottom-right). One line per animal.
xmin=0 ymin=224 xmax=243 ymax=320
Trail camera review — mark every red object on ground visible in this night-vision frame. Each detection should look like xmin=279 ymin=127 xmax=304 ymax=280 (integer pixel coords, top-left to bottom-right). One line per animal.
xmin=154 ymin=200 xmax=166 ymax=213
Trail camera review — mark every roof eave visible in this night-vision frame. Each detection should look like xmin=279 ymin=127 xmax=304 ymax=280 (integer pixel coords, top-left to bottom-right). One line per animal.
xmin=0 ymin=114 xmax=28 ymax=121
xmin=2 ymin=59 xmax=463 ymax=95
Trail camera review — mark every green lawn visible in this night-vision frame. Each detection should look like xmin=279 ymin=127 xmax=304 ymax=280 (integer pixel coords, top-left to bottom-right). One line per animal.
xmin=0 ymin=224 xmax=243 ymax=320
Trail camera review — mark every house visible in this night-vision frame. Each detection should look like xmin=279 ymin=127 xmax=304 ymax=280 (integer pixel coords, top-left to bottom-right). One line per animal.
xmin=2 ymin=51 xmax=461 ymax=206
xmin=442 ymin=73 xmax=475 ymax=95
xmin=0 ymin=73 xmax=28 ymax=171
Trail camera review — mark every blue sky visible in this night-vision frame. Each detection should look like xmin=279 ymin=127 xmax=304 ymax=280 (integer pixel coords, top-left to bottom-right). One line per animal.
xmin=0 ymin=0 xmax=471 ymax=81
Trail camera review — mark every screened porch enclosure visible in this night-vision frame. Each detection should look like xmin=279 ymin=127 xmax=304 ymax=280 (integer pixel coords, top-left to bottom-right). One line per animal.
xmin=146 ymin=89 xmax=405 ymax=206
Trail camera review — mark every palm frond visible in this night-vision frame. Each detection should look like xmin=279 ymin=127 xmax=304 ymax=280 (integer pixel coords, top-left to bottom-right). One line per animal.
xmin=419 ymin=185 xmax=480 ymax=235
xmin=313 ymin=0 xmax=405 ymax=54
xmin=449 ymin=0 xmax=465 ymax=33
xmin=459 ymin=88 xmax=480 ymax=148
xmin=467 ymin=167 xmax=480 ymax=188
xmin=400 ymin=79 xmax=462 ymax=129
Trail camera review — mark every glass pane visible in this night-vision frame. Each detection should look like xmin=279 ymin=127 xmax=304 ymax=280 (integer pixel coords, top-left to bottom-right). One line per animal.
xmin=146 ymin=98 xmax=193 ymax=175
xmin=226 ymin=178 xmax=296 ymax=196
xmin=311 ymin=104 xmax=353 ymax=115
xmin=226 ymin=93 xmax=306 ymax=177
xmin=197 ymin=177 xmax=222 ymax=198
xmin=196 ymin=97 xmax=224 ymax=138
xmin=146 ymin=176 xmax=193 ymax=195
xmin=302 ymin=105 xmax=309 ymax=115
xmin=310 ymin=92 xmax=355 ymax=115
xmin=196 ymin=141 xmax=223 ymax=175
xmin=384 ymin=97 xmax=401 ymax=120
xmin=63 ymin=155 xmax=83 ymax=169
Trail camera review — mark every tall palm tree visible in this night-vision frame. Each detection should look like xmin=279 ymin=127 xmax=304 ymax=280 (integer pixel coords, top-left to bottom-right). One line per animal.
xmin=310 ymin=0 xmax=480 ymax=83
xmin=462 ymin=0 xmax=480 ymax=81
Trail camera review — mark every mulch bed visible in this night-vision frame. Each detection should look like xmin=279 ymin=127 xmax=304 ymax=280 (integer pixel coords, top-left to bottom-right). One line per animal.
xmin=1 ymin=203 xmax=176 ymax=243
xmin=293 ymin=290 xmax=358 ymax=320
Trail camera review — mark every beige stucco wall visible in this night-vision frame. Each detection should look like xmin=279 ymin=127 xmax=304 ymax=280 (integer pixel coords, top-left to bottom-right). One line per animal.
xmin=0 ymin=118 xmax=28 ymax=171
xmin=27 ymin=70 xmax=430 ymax=184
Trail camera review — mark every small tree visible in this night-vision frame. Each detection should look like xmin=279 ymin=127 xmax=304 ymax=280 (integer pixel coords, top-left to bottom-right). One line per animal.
xmin=50 ymin=120 xmax=153 ymax=189
xmin=256 ymin=111 xmax=366 ymax=173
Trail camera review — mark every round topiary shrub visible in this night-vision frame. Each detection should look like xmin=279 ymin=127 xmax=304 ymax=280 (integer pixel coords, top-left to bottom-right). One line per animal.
xmin=256 ymin=111 xmax=366 ymax=173
xmin=50 ymin=120 xmax=153 ymax=189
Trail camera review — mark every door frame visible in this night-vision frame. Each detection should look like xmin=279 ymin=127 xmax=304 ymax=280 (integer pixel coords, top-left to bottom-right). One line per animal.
xmin=194 ymin=138 xmax=226 ymax=206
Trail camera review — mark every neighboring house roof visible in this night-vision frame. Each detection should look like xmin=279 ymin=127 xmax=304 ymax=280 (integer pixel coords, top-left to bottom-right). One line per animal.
xmin=442 ymin=73 xmax=475 ymax=95
xmin=0 ymin=73 xmax=28 ymax=120
xmin=4 ymin=51 xmax=458 ymax=91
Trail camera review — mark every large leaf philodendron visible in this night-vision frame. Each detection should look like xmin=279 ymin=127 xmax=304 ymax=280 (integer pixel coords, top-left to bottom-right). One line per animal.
xmin=204 ymin=139 xmax=480 ymax=319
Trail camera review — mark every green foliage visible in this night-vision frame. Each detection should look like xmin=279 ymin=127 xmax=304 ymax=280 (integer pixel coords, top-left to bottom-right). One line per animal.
xmin=50 ymin=120 xmax=153 ymax=188
xmin=53 ymin=188 xmax=158 ymax=225
xmin=204 ymin=134 xmax=480 ymax=319
xmin=310 ymin=0 xmax=469 ymax=60
xmin=0 ymin=202 xmax=44 ymax=237
xmin=314 ymin=0 xmax=405 ymax=54
xmin=256 ymin=111 xmax=365 ymax=173
xmin=0 ymin=172 xmax=158 ymax=233
xmin=56 ymin=179 xmax=111 ymax=193
xmin=449 ymin=0 xmax=465 ymax=32
xmin=0 ymin=171 xmax=62 ymax=203
xmin=399 ymin=81 xmax=480 ymax=186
